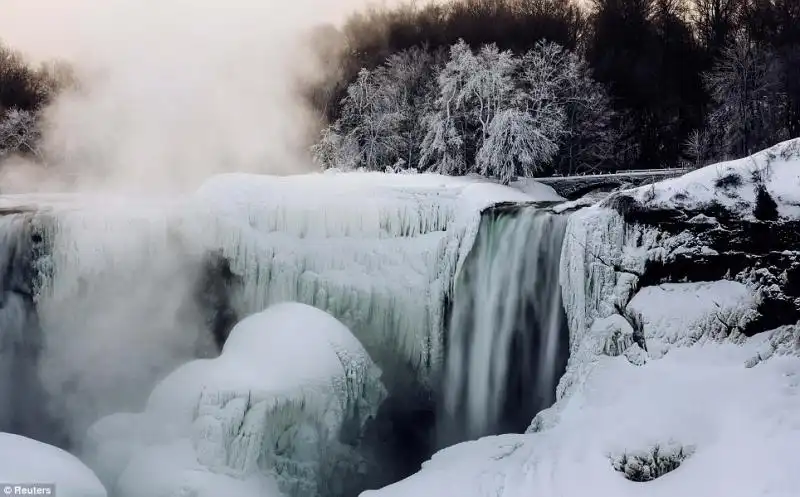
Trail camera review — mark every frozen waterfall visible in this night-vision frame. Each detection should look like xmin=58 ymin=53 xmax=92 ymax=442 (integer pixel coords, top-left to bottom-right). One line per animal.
xmin=441 ymin=206 xmax=569 ymax=445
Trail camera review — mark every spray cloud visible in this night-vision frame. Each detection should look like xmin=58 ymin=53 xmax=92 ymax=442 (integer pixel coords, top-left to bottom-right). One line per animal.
xmin=0 ymin=0 xmax=384 ymax=193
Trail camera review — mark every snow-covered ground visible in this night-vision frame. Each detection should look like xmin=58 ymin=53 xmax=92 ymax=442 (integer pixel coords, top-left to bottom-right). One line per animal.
xmin=84 ymin=303 xmax=386 ymax=497
xmin=0 ymin=433 xmax=107 ymax=497
xmin=364 ymin=324 xmax=800 ymax=497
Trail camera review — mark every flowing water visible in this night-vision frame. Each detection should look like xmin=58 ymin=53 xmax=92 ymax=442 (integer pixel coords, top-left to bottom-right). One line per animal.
xmin=440 ymin=206 xmax=569 ymax=445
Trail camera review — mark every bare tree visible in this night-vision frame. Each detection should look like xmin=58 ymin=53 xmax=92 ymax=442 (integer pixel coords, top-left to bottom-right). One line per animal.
xmin=704 ymin=31 xmax=787 ymax=158
xmin=683 ymin=128 xmax=711 ymax=168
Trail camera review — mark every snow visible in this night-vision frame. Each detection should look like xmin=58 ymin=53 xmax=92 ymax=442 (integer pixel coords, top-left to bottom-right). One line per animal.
xmin=627 ymin=281 xmax=758 ymax=357
xmin=87 ymin=303 xmax=386 ymax=497
xmin=361 ymin=143 xmax=800 ymax=497
xmin=628 ymin=138 xmax=800 ymax=219
xmin=364 ymin=325 xmax=800 ymax=497
xmin=0 ymin=433 xmax=107 ymax=497
xmin=507 ymin=178 xmax=564 ymax=201
xmin=85 ymin=303 xmax=385 ymax=497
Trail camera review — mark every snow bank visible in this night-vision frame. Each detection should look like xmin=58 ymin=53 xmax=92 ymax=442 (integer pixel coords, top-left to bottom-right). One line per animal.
xmin=84 ymin=303 xmax=386 ymax=497
xmin=0 ymin=433 xmax=107 ymax=497
xmin=365 ymin=326 xmax=800 ymax=497
xmin=628 ymin=138 xmax=800 ymax=219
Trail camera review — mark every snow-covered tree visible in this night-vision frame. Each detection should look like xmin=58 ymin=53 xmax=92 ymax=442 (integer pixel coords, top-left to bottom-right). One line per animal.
xmin=421 ymin=41 xmax=524 ymax=176
xmin=338 ymin=68 xmax=405 ymax=170
xmin=477 ymin=108 xmax=561 ymax=183
xmin=419 ymin=41 xmax=478 ymax=175
xmin=519 ymin=41 xmax=617 ymax=176
xmin=373 ymin=47 xmax=441 ymax=169
xmin=683 ymin=128 xmax=711 ymax=168
xmin=0 ymin=108 xmax=42 ymax=161
xmin=311 ymin=124 xmax=360 ymax=170
xmin=704 ymin=31 xmax=787 ymax=158
xmin=313 ymin=48 xmax=441 ymax=171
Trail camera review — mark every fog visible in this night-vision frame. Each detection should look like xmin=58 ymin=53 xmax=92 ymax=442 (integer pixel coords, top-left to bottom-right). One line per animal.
xmin=0 ymin=0 xmax=395 ymax=193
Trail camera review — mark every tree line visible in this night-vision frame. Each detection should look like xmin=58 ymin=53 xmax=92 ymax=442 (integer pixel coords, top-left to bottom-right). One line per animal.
xmin=310 ymin=0 xmax=800 ymax=180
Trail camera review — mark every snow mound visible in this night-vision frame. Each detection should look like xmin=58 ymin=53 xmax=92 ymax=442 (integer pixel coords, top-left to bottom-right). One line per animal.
xmin=364 ymin=329 xmax=800 ymax=497
xmin=0 ymin=433 xmax=107 ymax=497
xmin=85 ymin=303 xmax=386 ymax=497
xmin=627 ymin=138 xmax=800 ymax=219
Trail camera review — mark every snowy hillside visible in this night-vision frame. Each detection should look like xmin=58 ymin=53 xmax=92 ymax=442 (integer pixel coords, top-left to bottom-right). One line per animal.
xmin=365 ymin=138 xmax=800 ymax=497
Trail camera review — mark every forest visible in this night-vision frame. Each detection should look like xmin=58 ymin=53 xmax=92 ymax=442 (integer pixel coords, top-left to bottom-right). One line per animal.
xmin=1 ymin=0 xmax=798 ymax=182
xmin=310 ymin=0 xmax=800 ymax=180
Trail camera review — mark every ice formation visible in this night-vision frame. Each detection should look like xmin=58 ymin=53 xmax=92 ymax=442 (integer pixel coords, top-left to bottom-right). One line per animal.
xmin=441 ymin=207 xmax=567 ymax=444
xmin=0 ymin=433 xmax=107 ymax=497
xmin=187 ymin=172 xmax=539 ymax=381
xmin=84 ymin=302 xmax=386 ymax=497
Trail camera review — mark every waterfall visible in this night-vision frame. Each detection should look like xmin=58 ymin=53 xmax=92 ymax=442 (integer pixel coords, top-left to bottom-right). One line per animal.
xmin=0 ymin=212 xmax=69 ymax=447
xmin=440 ymin=206 xmax=569 ymax=445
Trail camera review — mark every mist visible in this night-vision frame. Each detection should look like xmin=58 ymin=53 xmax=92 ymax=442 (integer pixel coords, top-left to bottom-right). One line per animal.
xmin=0 ymin=0 xmax=390 ymax=193
xmin=0 ymin=0 xmax=398 ymax=451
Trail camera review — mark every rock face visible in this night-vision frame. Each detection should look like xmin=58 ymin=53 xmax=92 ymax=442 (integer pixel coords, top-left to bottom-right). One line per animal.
xmin=561 ymin=138 xmax=800 ymax=373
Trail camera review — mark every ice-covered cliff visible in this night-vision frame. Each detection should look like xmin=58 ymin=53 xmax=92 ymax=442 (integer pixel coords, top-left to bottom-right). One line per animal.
xmin=364 ymin=139 xmax=800 ymax=497
xmin=0 ymin=171 xmax=560 ymax=496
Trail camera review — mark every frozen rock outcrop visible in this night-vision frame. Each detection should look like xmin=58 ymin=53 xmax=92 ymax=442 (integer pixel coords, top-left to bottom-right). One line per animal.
xmin=84 ymin=303 xmax=387 ymax=497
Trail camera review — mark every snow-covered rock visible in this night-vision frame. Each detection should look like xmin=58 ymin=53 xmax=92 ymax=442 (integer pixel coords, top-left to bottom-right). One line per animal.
xmin=0 ymin=433 xmax=107 ymax=497
xmin=84 ymin=303 xmax=386 ymax=497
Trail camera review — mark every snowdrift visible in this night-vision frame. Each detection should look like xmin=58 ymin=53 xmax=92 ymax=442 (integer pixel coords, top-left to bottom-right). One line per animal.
xmin=84 ymin=303 xmax=386 ymax=497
